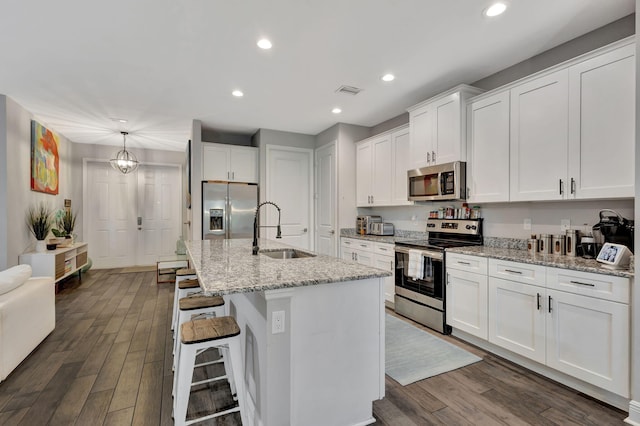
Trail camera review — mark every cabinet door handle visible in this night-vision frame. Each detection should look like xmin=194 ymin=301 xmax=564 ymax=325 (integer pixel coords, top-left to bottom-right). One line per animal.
xmin=570 ymin=177 xmax=576 ymax=194
xmin=458 ymin=261 xmax=471 ymax=266
xmin=227 ymin=171 xmax=230 ymax=179
xmin=559 ymin=179 xmax=564 ymax=195
xmin=232 ymin=171 xmax=235 ymax=180
xmin=355 ymin=253 xmax=358 ymax=261
xmin=432 ymin=151 xmax=436 ymax=163
xmin=427 ymin=152 xmax=431 ymax=163
xmin=351 ymin=253 xmax=355 ymax=260
xmin=390 ymin=260 xmax=393 ymax=270
xmin=548 ymin=295 xmax=552 ymax=313
xmin=371 ymin=195 xmax=374 ymax=204
xmin=536 ymin=293 xmax=541 ymax=310
xmin=570 ymin=280 xmax=595 ymax=287
xmin=360 ymin=244 xmax=367 ymax=248
xmin=504 ymin=269 xmax=522 ymax=274
xmin=379 ymin=247 xmax=387 ymax=251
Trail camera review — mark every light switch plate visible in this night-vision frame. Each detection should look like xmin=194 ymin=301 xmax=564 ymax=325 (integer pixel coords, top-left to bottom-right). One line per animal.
xmin=523 ymin=218 xmax=532 ymax=230
xmin=561 ymin=219 xmax=571 ymax=232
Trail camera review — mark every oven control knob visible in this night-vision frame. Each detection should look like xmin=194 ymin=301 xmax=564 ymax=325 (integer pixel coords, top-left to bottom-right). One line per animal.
xmin=466 ymin=225 xmax=477 ymax=230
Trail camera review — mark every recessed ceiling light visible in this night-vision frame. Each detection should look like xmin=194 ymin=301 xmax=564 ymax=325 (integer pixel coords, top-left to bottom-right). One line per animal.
xmin=381 ymin=74 xmax=395 ymax=82
xmin=332 ymin=108 xmax=342 ymax=114
xmin=232 ymin=90 xmax=244 ymax=97
xmin=484 ymin=2 xmax=507 ymax=17
xmin=257 ymin=39 xmax=272 ymax=50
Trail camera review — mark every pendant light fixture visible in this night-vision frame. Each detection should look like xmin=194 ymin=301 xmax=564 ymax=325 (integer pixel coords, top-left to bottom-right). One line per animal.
xmin=110 ymin=131 xmax=139 ymax=174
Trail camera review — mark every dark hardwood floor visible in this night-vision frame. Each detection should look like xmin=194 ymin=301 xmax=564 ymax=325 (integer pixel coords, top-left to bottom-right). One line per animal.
xmin=0 ymin=269 xmax=627 ymax=425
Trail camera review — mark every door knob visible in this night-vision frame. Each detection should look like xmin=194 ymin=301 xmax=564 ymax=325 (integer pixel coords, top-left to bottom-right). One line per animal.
xmin=303 ymin=228 xmax=308 ymax=233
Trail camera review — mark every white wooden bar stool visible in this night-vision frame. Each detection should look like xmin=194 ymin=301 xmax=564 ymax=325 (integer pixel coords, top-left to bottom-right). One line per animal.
xmin=172 ymin=294 xmax=229 ymax=395
xmin=174 ymin=316 xmax=247 ymax=426
xmin=171 ymin=269 xmax=199 ymax=332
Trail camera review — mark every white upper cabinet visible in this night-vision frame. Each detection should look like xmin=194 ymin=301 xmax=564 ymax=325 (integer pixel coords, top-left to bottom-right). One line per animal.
xmin=509 ymin=69 xmax=569 ymax=201
xmin=408 ymin=85 xmax=484 ymax=170
xmin=467 ymin=91 xmax=510 ymax=203
xmin=202 ymin=143 xmax=258 ymax=183
xmin=356 ymin=125 xmax=412 ymax=207
xmin=390 ymin=127 xmax=412 ymax=205
xmin=469 ymin=38 xmax=635 ymax=203
xmin=567 ymin=43 xmax=635 ymax=199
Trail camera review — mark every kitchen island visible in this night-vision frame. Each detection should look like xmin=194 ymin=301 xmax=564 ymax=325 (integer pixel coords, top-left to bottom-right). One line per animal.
xmin=185 ymin=238 xmax=390 ymax=426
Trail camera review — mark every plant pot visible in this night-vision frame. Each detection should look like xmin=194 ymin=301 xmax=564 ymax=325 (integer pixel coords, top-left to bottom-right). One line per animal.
xmin=35 ymin=240 xmax=46 ymax=253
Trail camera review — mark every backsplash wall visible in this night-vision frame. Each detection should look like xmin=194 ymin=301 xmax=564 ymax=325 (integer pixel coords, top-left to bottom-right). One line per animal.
xmin=359 ymin=199 xmax=634 ymax=240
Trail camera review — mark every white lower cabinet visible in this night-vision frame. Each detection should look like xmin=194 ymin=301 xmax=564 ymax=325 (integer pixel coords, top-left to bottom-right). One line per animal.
xmin=546 ymin=288 xmax=629 ymax=397
xmin=488 ymin=277 xmax=546 ymax=364
xmin=464 ymin=257 xmax=631 ymax=399
xmin=342 ymin=238 xmax=395 ymax=303
xmin=446 ymin=254 xmax=488 ymax=339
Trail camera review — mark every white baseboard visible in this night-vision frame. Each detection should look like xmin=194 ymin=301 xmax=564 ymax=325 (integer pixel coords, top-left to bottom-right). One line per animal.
xmin=625 ymin=400 xmax=640 ymax=425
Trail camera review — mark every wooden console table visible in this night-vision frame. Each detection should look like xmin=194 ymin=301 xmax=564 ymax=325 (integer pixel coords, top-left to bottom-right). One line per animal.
xmin=19 ymin=243 xmax=89 ymax=283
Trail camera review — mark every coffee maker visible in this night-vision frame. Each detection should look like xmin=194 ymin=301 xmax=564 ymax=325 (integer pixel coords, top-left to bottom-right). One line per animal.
xmin=592 ymin=209 xmax=634 ymax=253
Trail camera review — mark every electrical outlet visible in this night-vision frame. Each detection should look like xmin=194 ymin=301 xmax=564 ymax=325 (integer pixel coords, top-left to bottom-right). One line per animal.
xmin=523 ymin=218 xmax=532 ymax=230
xmin=272 ymin=310 xmax=285 ymax=334
xmin=561 ymin=219 xmax=571 ymax=232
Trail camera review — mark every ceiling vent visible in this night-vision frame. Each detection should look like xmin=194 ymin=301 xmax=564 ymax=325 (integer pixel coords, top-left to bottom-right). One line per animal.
xmin=335 ymin=85 xmax=363 ymax=95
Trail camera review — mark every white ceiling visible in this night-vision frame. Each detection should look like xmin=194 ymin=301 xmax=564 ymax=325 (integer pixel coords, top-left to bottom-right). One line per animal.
xmin=0 ymin=0 xmax=634 ymax=152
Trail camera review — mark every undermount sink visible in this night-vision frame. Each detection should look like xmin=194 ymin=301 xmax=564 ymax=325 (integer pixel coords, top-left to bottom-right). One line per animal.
xmin=259 ymin=249 xmax=316 ymax=259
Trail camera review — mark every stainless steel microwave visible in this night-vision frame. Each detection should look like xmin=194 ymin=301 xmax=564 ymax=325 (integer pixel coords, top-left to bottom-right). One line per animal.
xmin=407 ymin=161 xmax=466 ymax=201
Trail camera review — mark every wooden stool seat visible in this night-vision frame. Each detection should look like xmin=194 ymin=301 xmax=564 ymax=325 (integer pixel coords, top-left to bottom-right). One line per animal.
xmin=178 ymin=278 xmax=200 ymax=290
xmin=179 ymin=295 xmax=224 ymax=311
xmin=176 ymin=268 xmax=196 ymax=276
xmin=180 ymin=317 xmax=240 ymax=345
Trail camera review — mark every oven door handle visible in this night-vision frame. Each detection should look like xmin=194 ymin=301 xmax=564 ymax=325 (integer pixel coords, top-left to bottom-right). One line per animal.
xmin=394 ymin=246 xmax=443 ymax=260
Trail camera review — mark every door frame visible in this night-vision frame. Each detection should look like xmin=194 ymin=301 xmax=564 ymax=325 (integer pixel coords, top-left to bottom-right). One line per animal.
xmin=82 ymin=158 xmax=183 ymax=266
xmin=314 ymin=141 xmax=338 ymax=257
xmin=264 ymin=145 xmax=315 ymax=249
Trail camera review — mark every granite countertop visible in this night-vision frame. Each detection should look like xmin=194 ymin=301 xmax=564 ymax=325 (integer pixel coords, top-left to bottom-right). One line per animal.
xmin=340 ymin=228 xmax=427 ymax=244
xmin=447 ymin=246 xmax=634 ymax=278
xmin=185 ymin=239 xmax=391 ymax=296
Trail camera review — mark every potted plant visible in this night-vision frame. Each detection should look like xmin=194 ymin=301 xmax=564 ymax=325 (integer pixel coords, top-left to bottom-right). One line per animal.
xmin=26 ymin=202 xmax=53 ymax=252
xmin=52 ymin=209 xmax=77 ymax=244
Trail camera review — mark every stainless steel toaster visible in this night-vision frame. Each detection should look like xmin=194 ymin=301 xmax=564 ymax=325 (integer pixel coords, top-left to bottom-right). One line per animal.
xmin=369 ymin=222 xmax=394 ymax=236
xmin=356 ymin=215 xmax=382 ymax=235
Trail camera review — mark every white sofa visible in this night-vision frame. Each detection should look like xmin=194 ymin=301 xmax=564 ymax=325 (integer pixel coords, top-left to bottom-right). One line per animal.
xmin=0 ymin=265 xmax=55 ymax=382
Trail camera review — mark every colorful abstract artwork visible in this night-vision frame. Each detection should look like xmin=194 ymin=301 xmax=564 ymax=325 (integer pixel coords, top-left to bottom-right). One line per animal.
xmin=30 ymin=120 xmax=60 ymax=195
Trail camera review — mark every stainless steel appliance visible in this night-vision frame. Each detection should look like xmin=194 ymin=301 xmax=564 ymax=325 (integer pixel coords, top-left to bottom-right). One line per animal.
xmin=202 ymin=181 xmax=258 ymax=240
xmin=370 ymin=222 xmax=394 ymax=236
xmin=356 ymin=215 xmax=382 ymax=235
xmin=394 ymin=218 xmax=483 ymax=334
xmin=592 ymin=209 xmax=634 ymax=252
xmin=407 ymin=161 xmax=466 ymax=202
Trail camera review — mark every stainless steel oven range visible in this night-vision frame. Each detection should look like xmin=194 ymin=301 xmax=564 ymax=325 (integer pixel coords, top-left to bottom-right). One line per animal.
xmin=394 ymin=218 xmax=483 ymax=334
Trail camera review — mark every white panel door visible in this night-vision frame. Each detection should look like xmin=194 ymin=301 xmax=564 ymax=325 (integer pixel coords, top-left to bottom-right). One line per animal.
xmin=409 ymin=106 xmax=433 ymax=169
xmin=137 ymin=165 xmax=181 ymax=265
xmin=546 ymin=289 xmax=629 ymax=397
xmin=568 ymin=43 xmax=635 ymax=199
xmin=86 ymin=161 xmax=181 ymax=268
xmin=488 ymin=278 xmax=546 ymax=364
xmin=315 ymin=143 xmax=337 ymax=257
xmin=202 ymin=144 xmax=230 ymax=181
xmin=446 ymin=269 xmax=488 ymax=339
xmin=356 ymin=141 xmax=372 ymax=206
xmin=86 ymin=162 xmax=137 ymax=268
xmin=468 ymin=91 xmax=510 ymax=203
xmin=510 ymin=69 xmax=569 ymax=201
xmin=433 ymin=94 xmax=460 ymax=165
xmin=266 ymin=146 xmax=313 ymax=250
xmin=391 ymin=126 xmax=412 ymax=205
xmin=371 ymin=135 xmax=392 ymax=206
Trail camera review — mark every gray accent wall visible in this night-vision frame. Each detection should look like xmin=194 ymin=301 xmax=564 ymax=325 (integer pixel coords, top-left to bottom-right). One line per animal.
xmin=472 ymin=14 xmax=635 ymax=91
xmin=0 ymin=96 xmax=7 ymax=270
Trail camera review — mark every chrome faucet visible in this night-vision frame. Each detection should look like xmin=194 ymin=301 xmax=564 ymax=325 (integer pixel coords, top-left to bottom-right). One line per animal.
xmin=252 ymin=201 xmax=282 ymax=255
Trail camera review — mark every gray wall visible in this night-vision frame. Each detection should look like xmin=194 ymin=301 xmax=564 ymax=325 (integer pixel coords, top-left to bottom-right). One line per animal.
xmin=201 ymin=128 xmax=253 ymax=146
xmin=472 ymin=13 xmax=635 ymax=90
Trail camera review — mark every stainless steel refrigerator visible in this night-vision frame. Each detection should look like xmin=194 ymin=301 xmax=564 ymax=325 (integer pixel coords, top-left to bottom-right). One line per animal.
xmin=202 ymin=182 xmax=258 ymax=240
